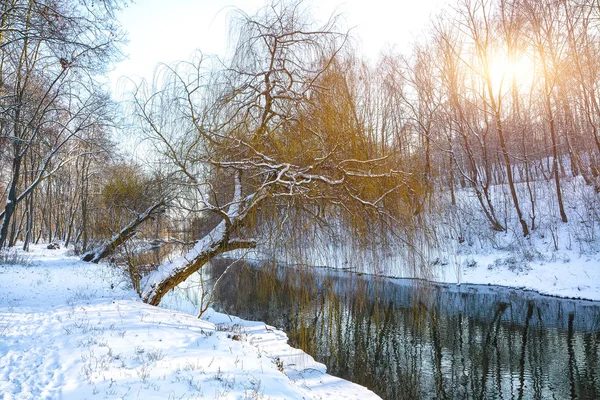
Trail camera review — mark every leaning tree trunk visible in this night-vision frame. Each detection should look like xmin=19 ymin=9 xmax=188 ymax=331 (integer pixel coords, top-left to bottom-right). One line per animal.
xmin=81 ymin=200 xmax=165 ymax=263
xmin=141 ymin=231 xmax=256 ymax=306
xmin=141 ymin=172 xmax=265 ymax=306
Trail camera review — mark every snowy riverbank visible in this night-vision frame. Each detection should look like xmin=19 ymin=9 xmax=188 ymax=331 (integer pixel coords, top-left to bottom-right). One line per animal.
xmin=437 ymin=251 xmax=600 ymax=302
xmin=256 ymin=177 xmax=600 ymax=302
xmin=0 ymin=245 xmax=380 ymax=399
xmin=242 ymin=243 xmax=600 ymax=302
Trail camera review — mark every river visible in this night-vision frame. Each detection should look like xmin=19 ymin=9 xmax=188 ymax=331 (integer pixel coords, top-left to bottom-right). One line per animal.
xmin=208 ymin=258 xmax=600 ymax=400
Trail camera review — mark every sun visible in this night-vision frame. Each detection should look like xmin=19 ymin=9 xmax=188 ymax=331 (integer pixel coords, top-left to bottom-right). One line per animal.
xmin=488 ymin=52 xmax=536 ymax=94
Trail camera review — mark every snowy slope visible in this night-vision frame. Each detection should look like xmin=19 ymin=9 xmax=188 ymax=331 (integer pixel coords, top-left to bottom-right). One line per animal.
xmin=243 ymin=176 xmax=600 ymax=302
xmin=0 ymin=245 xmax=380 ymax=400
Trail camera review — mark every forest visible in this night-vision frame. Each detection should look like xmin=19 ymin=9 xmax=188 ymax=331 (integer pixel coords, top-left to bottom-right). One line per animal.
xmin=1 ymin=0 xmax=599 ymax=304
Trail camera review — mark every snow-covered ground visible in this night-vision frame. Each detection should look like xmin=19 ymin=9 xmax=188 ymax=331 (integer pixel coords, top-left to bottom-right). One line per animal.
xmin=432 ymin=176 xmax=600 ymax=301
xmin=0 ymin=245 xmax=380 ymax=400
xmin=249 ymin=237 xmax=600 ymax=302
xmin=438 ymin=251 xmax=600 ymax=301
xmin=297 ymin=248 xmax=600 ymax=302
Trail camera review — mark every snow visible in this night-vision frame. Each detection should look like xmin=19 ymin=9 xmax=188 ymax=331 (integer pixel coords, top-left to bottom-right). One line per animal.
xmin=444 ymin=252 xmax=600 ymax=301
xmin=0 ymin=245 xmax=380 ymax=399
xmin=140 ymin=220 xmax=228 ymax=298
xmin=420 ymin=177 xmax=600 ymax=301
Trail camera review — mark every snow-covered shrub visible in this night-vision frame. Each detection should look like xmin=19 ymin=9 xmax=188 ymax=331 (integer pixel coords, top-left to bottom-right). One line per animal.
xmin=487 ymin=256 xmax=531 ymax=274
xmin=0 ymin=248 xmax=34 ymax=266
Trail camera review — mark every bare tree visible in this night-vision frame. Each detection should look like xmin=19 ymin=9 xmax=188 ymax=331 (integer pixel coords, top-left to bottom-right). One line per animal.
xmin=0 ymin=0 xmax=125 ymax=248
xmin=433 ymin=17 xmax=506 ymax=232
xmin=524 ymin=0 xmax=569 ymax=223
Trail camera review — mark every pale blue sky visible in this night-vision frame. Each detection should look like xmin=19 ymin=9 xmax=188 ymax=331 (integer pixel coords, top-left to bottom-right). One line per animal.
xmin=109 ymin=0 xmax=450 ymax=99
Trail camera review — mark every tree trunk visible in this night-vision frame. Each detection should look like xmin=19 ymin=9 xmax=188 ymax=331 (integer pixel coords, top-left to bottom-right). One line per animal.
xmin=64 ymin=160 xmax=81 ymax=248
xmin=82 ymin=200 xmax=165 ymax=263
xmin=449 ymin=141 xmax=456 ymax=206
xmin=23 ymin=192 xmax=33 ymax=251
xmin=0 ymin=155 xmax=22 ymax=248
xmin=143 ymin=236 xmax=256 ymax=306
xmin=453 ymin=113 xmax=505 ymax=231
xmin=80 ymin=158 xmax=90 ymax=252
xmin=543 ymin=79 xmax=568 ymax=223
xmin=486 ymin=75 xmax=529 ymax=237
xmin=141 ymin=172 xmax=265 ymax=306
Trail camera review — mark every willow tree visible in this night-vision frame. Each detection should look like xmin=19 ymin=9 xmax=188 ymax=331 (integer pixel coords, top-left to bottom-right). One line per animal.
xmin=133 ymin=2 xmax=424 ymax=306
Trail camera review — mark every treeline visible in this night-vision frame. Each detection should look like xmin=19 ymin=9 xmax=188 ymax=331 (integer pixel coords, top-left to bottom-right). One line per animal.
xmin=0 ymin=0 xmax=145 ymax=251
xmin=334 ymin=0 xmax=600 ymax=238
xmin=1 ymin=0 xmax=599 ymax=262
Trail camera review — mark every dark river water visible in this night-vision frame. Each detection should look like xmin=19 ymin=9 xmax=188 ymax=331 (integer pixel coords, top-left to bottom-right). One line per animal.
xmin=208 ymin=259 xmax=600 ymax=400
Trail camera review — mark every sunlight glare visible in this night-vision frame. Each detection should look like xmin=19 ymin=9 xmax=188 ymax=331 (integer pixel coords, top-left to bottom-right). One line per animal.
xmin=488 ymin=53 xmax=535 ymax=94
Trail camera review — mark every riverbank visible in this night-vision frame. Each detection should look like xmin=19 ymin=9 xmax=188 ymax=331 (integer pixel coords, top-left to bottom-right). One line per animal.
xmin=207 ymin=257 xmax=600 ymax=400
xmin=437 ymin=250 xmax=600 ymax=301
xmin=0 ymin=244 xmax=380 ymax=399
xmin=241 ymin=245 xmax=600 ymax=303
xmin=246 ymin=176 xmax=600 ymax=303
xmin=1 ymin=242 xmax=598 ymax=399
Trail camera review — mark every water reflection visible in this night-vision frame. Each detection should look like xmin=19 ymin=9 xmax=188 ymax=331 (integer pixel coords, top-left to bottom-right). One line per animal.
xmin=209 ymin=259 xmax=600 ymax=400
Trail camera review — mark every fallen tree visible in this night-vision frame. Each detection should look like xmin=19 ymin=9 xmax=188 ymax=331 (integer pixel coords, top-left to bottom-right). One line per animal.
xmin=82 ymin=200 xmax=165 ymax=263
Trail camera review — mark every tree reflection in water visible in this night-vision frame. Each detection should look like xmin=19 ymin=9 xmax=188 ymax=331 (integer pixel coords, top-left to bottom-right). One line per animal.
xmin=209 ymin=259 xmax=600 ymax=400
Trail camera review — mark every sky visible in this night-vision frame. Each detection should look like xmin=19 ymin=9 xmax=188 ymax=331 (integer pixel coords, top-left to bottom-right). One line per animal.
xmin=108 ymin=0 xmax=451 ymax=100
